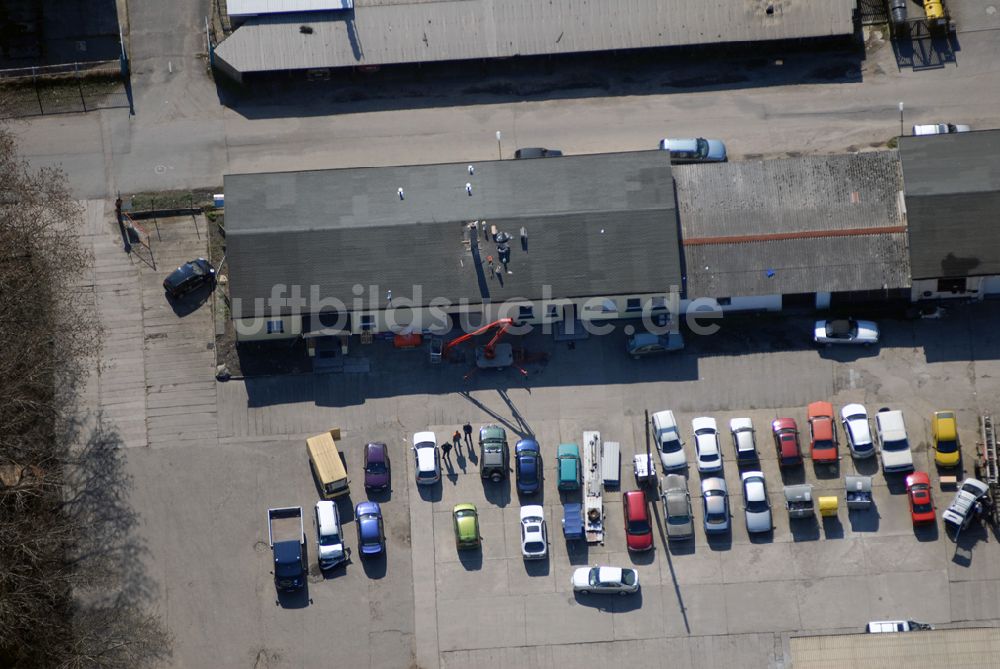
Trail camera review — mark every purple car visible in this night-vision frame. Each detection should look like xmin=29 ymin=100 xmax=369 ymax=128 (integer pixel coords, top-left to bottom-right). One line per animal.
xmin=364 ymin=442 xmax=391 ymax=491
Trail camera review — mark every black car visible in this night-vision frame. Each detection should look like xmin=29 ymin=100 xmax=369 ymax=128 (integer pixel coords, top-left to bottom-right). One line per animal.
xmin=163 ymin=258 xmax=215 ymax=298
xmin=514 ymin=147 xmax=563 ymax=159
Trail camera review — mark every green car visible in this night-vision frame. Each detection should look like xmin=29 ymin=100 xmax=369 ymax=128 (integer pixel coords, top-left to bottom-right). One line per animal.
xmin=453 ymin=503 xmax=481 ymax=549
xmin=557 ymin=443 xmax=581 ymax=491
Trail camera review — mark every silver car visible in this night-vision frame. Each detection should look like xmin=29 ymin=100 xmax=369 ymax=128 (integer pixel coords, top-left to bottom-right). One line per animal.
xmin=741 ymin=471 xmax=772 ymax=534
xmin=701 ymin=477 xmax=730 ymax=534
xmin=841 ymin=404 xmax=876 ymax=458
xmin=661 ymin=474 xmax=694 ymax=540
xmin=658 ymin=137 xmax=727 ymax=163
xmin=571 ymin=566 xmax=639 ymax=595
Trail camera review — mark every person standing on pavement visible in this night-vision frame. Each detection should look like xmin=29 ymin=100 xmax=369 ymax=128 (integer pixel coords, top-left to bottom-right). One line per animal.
xmin=452 ymin=430 xmax=462 ymax=454
xmin=442 ymin=441 xmax=453 ymax=462
xmin=463 ymin=422 xmax=473 ymax=448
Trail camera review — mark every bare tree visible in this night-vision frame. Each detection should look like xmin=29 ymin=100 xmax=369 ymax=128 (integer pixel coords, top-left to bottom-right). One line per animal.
xmin=0 ymin=125 xmax=170 ymax=667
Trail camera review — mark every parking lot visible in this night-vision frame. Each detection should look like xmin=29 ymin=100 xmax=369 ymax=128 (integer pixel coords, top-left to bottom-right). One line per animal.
xmin=94 ymin=218 xmax=1000 ymax=668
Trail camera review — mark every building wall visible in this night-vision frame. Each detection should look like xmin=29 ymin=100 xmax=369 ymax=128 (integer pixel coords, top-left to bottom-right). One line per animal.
xmin=910 ymin=277 xmax=1000 ymax=301
xmin=235 ymin=313 xmax=304 ymax=341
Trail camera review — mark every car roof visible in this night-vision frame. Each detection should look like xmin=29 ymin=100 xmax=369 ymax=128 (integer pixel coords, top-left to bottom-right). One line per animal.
xmin=454 ymin=503 xmax=477 ymax=514
xmin=480 ymin=424 xmax=506 ymax=439
xmin=692 ymin=416 xmax=717 ymax=432
xmin=597 ymin=566 xmax=623 ymax=582
xmin=653 ymin=410 xmax=678 ymax=429
xmin=730 ymin=417 xmax=753 ymax=431
xmin=663 ymin=473 xmax=687 ymax=492
xmin=356 ymin=501 xmax=380 ymax=515
xmin=701 ymin=477 xmax=727 ymax=493
xmin=807 ymin=401 xmax=834 ymax=419
xmin=933 ymin=412 xmax=957 ymax=439
xmin=516 ymin=439 xmax=540 ymax=453
xmin=624 ymin=490 xmax=647 ymax=516
xmin=842 ymin=403 xmax=867 ymax=418
xmin=416 ymin=447 xmax=437 ymax=470
xmin=662 ymin=138 xmax=699 ymax=152
xmin=876 ymin=410 xmax=906 ymax=437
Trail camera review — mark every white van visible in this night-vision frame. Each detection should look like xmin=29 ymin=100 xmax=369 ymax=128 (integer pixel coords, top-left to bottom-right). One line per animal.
xmin=866 ymin=620 xmax=931 ymax=633
xmin=315 ymin=501 xmax=347 ymax=569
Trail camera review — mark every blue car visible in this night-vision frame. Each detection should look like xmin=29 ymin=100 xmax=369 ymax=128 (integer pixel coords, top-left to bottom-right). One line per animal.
xmin=515 ymin=439 xmax=542 ymax=495
xmin=355 ymin=501 xmax=385 ymax=556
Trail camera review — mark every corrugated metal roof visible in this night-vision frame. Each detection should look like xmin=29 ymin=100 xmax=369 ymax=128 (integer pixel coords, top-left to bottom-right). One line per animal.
xmin=224 ymin=152 xmax=682 ymax=317
xmin=791 ymin=627 xmax=1000 ymax=669
xmin=899 ymin=130 xmax=1000 ymax=279
xmin=215 ymin=0 xmax=859 ymax=74
xmin=675 ymin=152 xmax=910 ymax=297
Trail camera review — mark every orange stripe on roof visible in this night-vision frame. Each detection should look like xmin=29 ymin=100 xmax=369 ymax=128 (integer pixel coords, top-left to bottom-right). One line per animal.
xmin=682 ymin=225 xmax=907 ymax=246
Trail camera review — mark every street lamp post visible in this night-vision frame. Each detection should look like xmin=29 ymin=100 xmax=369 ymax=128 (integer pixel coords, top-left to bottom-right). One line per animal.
xmin=496 ymin=131 xmax=502 ymax=160
xmin=898 ymin=102 xmax=905 ymax=137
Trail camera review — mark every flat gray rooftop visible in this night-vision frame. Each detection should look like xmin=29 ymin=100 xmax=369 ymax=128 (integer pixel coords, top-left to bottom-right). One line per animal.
xmin=225 ymin=151 xmax=682 ymax=317
xmin=673 ymin=152 xmax=910 ymax=297
xmin=900 ymin=130 xmax=1000 ymax=279
xmin=215 ymin=0 xmax=859 ymax=75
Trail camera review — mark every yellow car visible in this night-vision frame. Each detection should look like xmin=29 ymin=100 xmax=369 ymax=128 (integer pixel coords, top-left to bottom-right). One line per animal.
xmin=932 ymin=411 xmax=960 ymax=467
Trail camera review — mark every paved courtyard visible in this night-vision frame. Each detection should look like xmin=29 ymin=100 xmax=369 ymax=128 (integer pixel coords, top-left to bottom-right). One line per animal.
xmin=79 ymin=211 xmax=1000 ymax=668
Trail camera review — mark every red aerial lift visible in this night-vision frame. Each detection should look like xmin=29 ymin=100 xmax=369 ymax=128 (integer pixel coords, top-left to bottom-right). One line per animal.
xmin=440 ymin=318 xmax=514 ymax=364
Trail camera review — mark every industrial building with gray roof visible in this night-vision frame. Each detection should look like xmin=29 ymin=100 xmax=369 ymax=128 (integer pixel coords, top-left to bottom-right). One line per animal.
xmin=672 ymin=152 xmax=910 ymax=299
xmin=899 ymin=130 xmax=1000 ymax=280
xmin=214 ymin=0 xmax=860 ymax=80
xmin=224 ymin=151 xmax=682 ymax=319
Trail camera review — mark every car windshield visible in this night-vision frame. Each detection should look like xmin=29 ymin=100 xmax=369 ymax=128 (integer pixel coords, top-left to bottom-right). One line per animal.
xmin=936 ymin=439 xmax=958 ymax=453
xmin=813 ymin=439 xmax=833 ymax=450
xmin=699 ymin=452 xmax=716 ymax=462
xmin=627 ymin=519 xmax=651 ymax=535
xmin=367 ymin=461 xmax=386 ymax=473
xmin=275 ymin=561 xmax=300 ymax=577
xmin=883 ymin=438 xmax=909 ymax=452
xmin=668 ymin=513 xmax=690 ymax=525
xmin=961 ymin=483 xmax=984 ymax=496
xmin=319 ymin=532 xmax=340 ymax=546
xmin=912 ymin=501 xmax=933 ymax=514
xmin=746 ymin=497 xmax=768 ymax=513
xmin=589 ymin=569 xmax=600 ymax=586
xmin=621 ymin=570 xmax=636 ymax=586
xmin=418 ymin=469 xmax=436 ymax=479
xmin=524 ymin=541 xmax=545 ymax=553
xmin=189 ymin=262 xmax=206 ymax=276
xmin=661 ymin=438 xmax=682 ymax=454
xmin=696 ymin=138 xmax=710 ymax=158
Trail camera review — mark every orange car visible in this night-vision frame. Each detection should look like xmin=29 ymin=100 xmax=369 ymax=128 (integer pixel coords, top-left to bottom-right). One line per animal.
xmin=807 ymin=401 xmax=839 ymax=464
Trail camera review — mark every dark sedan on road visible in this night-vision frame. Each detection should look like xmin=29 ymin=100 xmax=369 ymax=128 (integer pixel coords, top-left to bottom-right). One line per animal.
xmin=163 ymin=258 xmax=215 ymax=298
xmin=363 ymin=442 xmax=390 ymax=491
xmin=355 ymin=501 xmax=385 ymax=557
xmin=515 ymin=439 xmax=542 ymax=495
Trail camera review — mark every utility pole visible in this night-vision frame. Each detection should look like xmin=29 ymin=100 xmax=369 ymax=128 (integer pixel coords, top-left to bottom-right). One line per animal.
xmin=495 ymin=130 xmax=502 ymax=160
xmin=898 ymin=101 xmax=905 ymax=137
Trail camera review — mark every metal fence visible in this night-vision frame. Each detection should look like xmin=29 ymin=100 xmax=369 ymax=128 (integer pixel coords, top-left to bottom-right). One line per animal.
xmin=0 ymin=60 xmax=130 ymax=118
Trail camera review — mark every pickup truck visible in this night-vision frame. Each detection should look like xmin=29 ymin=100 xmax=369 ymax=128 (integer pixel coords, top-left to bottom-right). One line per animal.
xmin=268 ymin=506 xmax=306 ymax=591
xmin=479 ymin=424 xmax=509 ymax=482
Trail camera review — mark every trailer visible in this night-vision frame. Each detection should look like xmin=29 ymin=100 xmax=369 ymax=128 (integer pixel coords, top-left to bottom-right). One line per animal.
xmin=582 ymin=430 xmax=604 ymax=544
xmin=845 ymin=475 xmax=874 ymax=511
xmin=601 ymin=441 xmax=621 ymax=489
xmin=784 ymin=484 xmax=815 ymax=519
xmin=977 ymin=415 xmax=1000 ymax=528
xmin=562 ymin=502 xmax=584 ymax=541
xmin=633 ymin=453 xmax=655 ymax=487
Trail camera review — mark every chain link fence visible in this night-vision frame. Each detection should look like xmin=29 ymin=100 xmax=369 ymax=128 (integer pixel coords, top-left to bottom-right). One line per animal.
xmin=0 ymin=60 xmax=130 ymax=118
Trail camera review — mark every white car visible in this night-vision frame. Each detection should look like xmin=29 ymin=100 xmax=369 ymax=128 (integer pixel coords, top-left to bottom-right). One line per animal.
xmin=729 ymin=417 xmax=758 ymax=463
xmin=652 ymin=410 xmax=686 ymax=472
xmin=841 ymin=404 xmax=875 ymax=458
xmin=874 ymin=410 xmax=914 ymax=473
xmin=740 ymin=471 xmax=772 ymax=534
xmin=658 ymin=137 xmax=727 ymax=163
xmin=912 ymin=123 xmax=970 ymax=136
xmin=942 ymin=478 xmax=989 ymax=533
xmin=692 ymin=417 xmax=723 ymax=473
xmin=571 ymin=566 xmax=639 ymax=595
xmin=813 ymin=319 xmax=879 ymax=346
xmin=412 ymin=431 xmax=440 ymax=485
xmin=519 ymin=505 xmax=548 ymax=559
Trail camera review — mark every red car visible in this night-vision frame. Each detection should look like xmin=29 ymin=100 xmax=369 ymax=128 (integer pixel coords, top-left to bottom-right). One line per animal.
xmin=772 ymin=418 xmax=803 ymax=467
xmin=906 ymin=472 xmax=936 ymax=525
xmin=623 ymin=490 xmax=653 ymax=551
xmin=807 ymin=401 xmax=839 ymax=464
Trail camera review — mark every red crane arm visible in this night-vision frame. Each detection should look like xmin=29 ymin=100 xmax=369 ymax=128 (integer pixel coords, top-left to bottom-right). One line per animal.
xmin=441 ymin=318 xmax=514 ymax=359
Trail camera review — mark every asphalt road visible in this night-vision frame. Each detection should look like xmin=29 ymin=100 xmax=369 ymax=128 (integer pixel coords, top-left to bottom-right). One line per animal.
xmin=10 ymin=1 xmax=1000 ymax=200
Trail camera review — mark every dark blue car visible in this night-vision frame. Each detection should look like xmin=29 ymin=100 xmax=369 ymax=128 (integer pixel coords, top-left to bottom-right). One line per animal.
xmin=515 ymin=439 xmax=542 ymax=495
xmin=355 ymin=501 xmax=385 ymax=556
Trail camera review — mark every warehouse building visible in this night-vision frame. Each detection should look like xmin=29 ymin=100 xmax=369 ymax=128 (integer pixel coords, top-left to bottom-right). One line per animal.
xmin=672 ymin=151 xmax=910 ymax=312
xmin=899 ymin=130 xmax=1000 ymax=301
xmin=213 ymin=0 xmax=860 ymax=82
xmin=224 ymin=151 xmax=683 ymax=344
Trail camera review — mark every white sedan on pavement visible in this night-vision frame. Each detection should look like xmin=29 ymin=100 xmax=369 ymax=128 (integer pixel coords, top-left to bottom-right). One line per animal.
xmin=652 ymin=410 xmax=687 ymax=472
xmin=741 ymin=471 xmax=772 ymax=534
xmin=814 ymin=319 xmax=879 ymax=346
xmin=571 ymin=566 xmax=639 ymax=595
xmin=841 ymin=404 xmax=876 ymax=458
xmin=519 ymin=505 xmax=548 ymax=560
xmin=412 ymin=431 xmax=440 ymax=485
xmin=692 ymin=417 xmax=723 ymax=473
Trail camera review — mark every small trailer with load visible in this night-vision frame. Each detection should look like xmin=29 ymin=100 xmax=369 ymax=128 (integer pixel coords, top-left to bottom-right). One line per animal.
xmin=845 ymin=475 xmax=873 ymax=511
xmin=601 ymin=441 xmax=620 ymax=489
xmin=784 ymin=484 xmax=815 ymax=519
